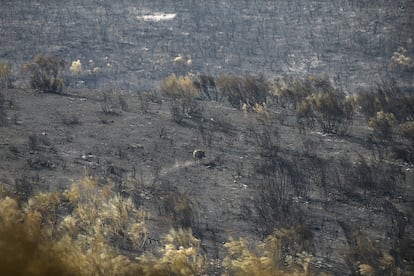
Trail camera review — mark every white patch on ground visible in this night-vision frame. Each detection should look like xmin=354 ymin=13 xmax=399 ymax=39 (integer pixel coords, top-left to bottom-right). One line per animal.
xmin=161 ymin=160 xmax=194 ymax=175
xmin=138 ymin=13 xmax=176 ymax=22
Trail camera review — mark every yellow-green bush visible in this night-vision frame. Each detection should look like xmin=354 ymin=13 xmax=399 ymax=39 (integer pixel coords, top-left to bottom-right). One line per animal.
xmin=161 ymin=74 xmax=201 ymax=120
xmin=0 ymin=63 xmax=11 ymax=88
xmin=1 ymin=177 xmax=332 ymax=275
xmin=138 ymin=228 xmax=206 ymax=275
xmin=161 ymin=74 xmax=199 ymax=100
xmin=272 ymin=75 xmax=354 ymax=134
xmin=222 ymin=230 xmax=313 ymax=276
xmin=271 ymin=75 xmax=334 ymax=109
xmin=0 ymin=178 xmax=209 ymax=275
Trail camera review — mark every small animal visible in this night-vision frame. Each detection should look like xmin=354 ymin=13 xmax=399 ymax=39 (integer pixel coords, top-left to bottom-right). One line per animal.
xmin=193 ymin=150 xmax=205 ymax=162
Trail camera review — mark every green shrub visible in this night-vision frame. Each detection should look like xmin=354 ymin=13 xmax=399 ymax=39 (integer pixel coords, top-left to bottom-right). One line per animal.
xmin=24 ymin=54 xmax=65 ymax=94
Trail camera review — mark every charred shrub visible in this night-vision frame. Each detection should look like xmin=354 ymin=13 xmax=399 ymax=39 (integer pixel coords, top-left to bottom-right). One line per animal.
xmin=369 ymin=111 xmax=396 ymax=142
xmin=305 ymin=87 xmax=354 ymax=134
xmin=159 ymin=191 xmax=197 ymax=229
xmin=23 ymin=54 xmax=65 ymax=94
xmin=100 ymin=90 xmax=121 ymax=115
xmin=399 ymin=121 xmax=414 ymax=146
xmin=28 ymin=133 xmax=51 ymax=151
xmin=357 ymin=79 xmax=414 ymax=123
xmin=339 ymin=222 xmax=401 ymax=276
xmin=252 ymin=155 xmax=304 ymax=234
xmin=0 ymin=92 xmax=6 ymax=126
xmin=217 ymin=74 xmax=268 ymax=109
xmin=271 ymin=75 xmax=320 ymax=109
xmin=61 ymin=114 xmax=80 ymax=126
xmin=340 ymin=155 xmax=403 ymax=205
xmin=273 ymin=75 xmax=354 ymax=134
xmin=395 ymin=121 xmax=414 ymax=162
xmin=192 ymin=74 xmax=223 ymax=102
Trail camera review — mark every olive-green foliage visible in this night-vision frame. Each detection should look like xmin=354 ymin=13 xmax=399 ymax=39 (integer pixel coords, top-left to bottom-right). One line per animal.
xmin=138 ymin=228 xmax=206 ymax=275
xmin=307 ymin=88 xmax=354 ymax=134
xmin=341 ymin=225 xmax=400 ymax=276
xmin=395 ymin=120 xmax=414 ymax=162
xmin=369 ymin=111 xmax=397 ymax=141
xmin=272 ymin=75 xmax=327 ymax=109
xmin=0 ymin=197 xmax=72 ymax=275
xmin=222 ymin=230 xmax=313 ymax=276
xmin=274 ymin=75 xmax=354 ymax=134
xmin=0 ymin=178 xmax=210 ymax=276
xmin=161 ymin=74 xmax=201 ymax=121
xmin=24 ymin=54 xmax=65 ymax=93
xmin=0 ymin=182 xmax=330 ymax=275
xmin=0 ymin=63 xmax=11 ymax=88
xmin=399 ymin=121 xmax=414 ymax=145
xmin=161 ymin=74 xmax=200 ymax=100
xmin=160 ymin=191 xmax=196 ymax=229
xmin=357 ymin=79 xmax=414 ymax=123
xmin=217 ymin=74 xmax=268 ymax=109
xmin=357 ymin=80 xmax=414 ymax=161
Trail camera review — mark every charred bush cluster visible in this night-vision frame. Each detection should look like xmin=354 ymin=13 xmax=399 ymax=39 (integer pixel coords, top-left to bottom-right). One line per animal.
xmin=23 ymin=54 xmax=65 ymax=94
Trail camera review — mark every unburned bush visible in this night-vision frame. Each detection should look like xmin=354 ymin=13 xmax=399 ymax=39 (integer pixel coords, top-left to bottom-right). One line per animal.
xmin=161 ymin=74 xmax=201 ymax=120
xmin=223 ymin=229 xmax=313 ymax=276
xmin=161 ymin=74 xmax=199 ymax=101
